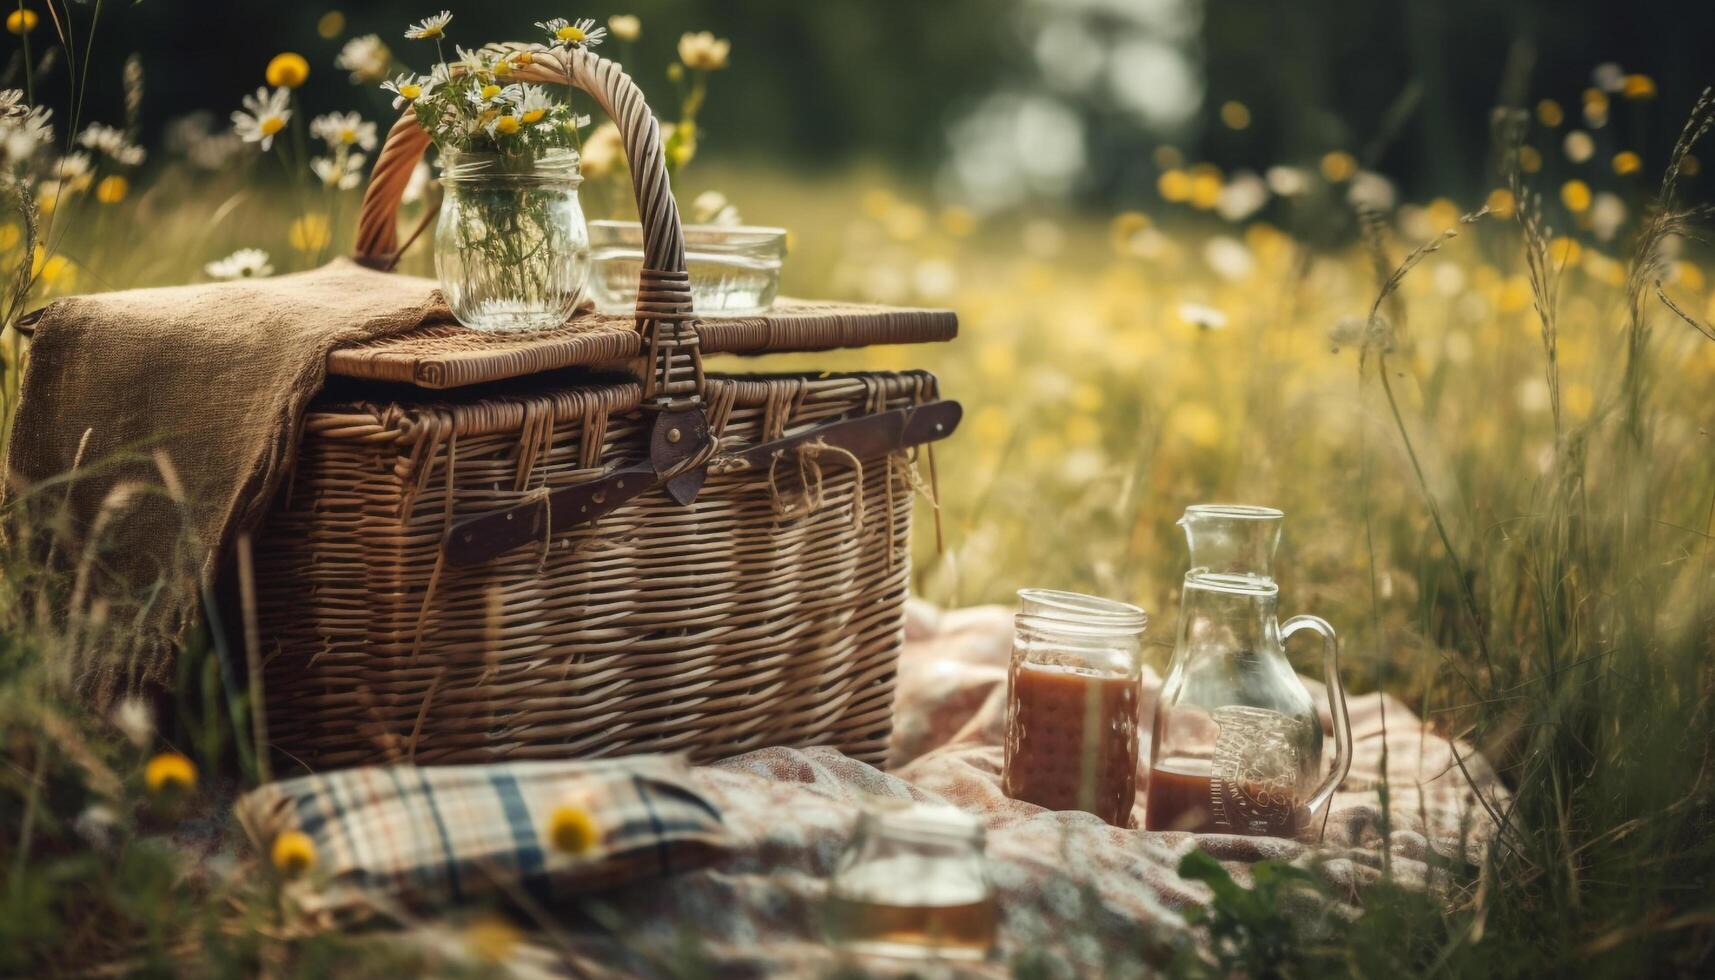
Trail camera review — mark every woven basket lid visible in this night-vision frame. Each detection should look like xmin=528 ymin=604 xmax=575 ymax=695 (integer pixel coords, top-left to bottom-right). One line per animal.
xmin=327 ymin=295 xmax=956 ymax=389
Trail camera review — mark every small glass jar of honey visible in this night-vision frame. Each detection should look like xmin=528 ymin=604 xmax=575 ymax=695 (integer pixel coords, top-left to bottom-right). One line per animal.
xmin=826 ymin=803 xmax=996 ymax=961
xmin=1003 ymin=589 xmax=1149 ymax=827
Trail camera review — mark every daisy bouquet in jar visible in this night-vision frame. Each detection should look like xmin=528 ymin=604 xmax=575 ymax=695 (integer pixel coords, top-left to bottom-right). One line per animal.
xmin=384 ymin=11 xmax=602 ymax=330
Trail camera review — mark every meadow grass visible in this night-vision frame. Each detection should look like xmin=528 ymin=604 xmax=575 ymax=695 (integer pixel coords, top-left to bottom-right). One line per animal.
xmin=1 ymin=58 xmax=1714 ymax=980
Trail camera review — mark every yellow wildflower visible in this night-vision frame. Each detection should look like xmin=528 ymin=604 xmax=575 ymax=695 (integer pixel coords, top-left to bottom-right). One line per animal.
xmin=1548 ymin=236 xmax=1581 ymax=266
xmin=480 ymin=84 xmax=501 ymax=101
xmin=1109 ymin=211 xmax=1150 ymax=254
xmin=271 ymin=830 xmax=317 ymax=878
xmin=608 ymin=14 xmax=641 ymax=42
xmin=1560 ymin=179 xmax=1592 ymax=213
xmin=1064 ymin=414 xmax=1101 ymax=446
xmin=677 ymin=31 xmax=731 ymax=71
xmin=1071 ymin=383 xmax=1105 ymax=413
xmin=662 ymin=120 xmax=697 ymax=170
xmin=6 ymin=8 xmax=38 ymax=34
xmin=464 ymin=914 xmax=523 ymax=963
xmin=1167 ymin=403 xmax=1223 ymax=449
xmin=1583 ymin=88 xmax=1609 ymax=125
xmin=1188 ymin=167 xmax=1223 ymax=210
xmin=95 ymin=175 xmax=128 ymax=205
xmin=0 ymin=224 xmax=20 ymax=251
xmin=1157 ymin=168 xmax=1192 ymax=203
xmin=547 ymin=804 xmax=601 ymax=855
xmin=265 ymin=53 xmax=310 ymax=89
xmin=1621 ymin=74 xmax=1656 ymax=100
xmin=1426 ymin=197 xmax=1460 ymax=233
xmin=1536 ymin=99 xmax=1563 ymax=127
xmin=1219 ymin=100 xmax=1250 ymax=130
xmin=1319 ymin=151 xmax=1357 ymax=182
xmin=493 ymin=115 xmax=520 ymax=135
xmin=1518 ymin=145 xmax=1542 ymax=173
xmin=1485 ymin=187 xmax=1516 ymax=219
xmin=289 ymin=213 xmax=332 ymax=254
xmin=1498 ymin=274 xmax=1532 ymax=313
xmin=1674 ymin=261 xmax=1706 ymax=293
xmin=969 ymin=405 xmax=1010 ymax=446
xmin=884 ymin=204 xmax=928 ymax=243
xmin=1612 ymin=151 xmax=1641 ymax=176
xmin=939 ymin=206 xmax=976 ymax=238
xmin=317 ymin=11 xmax=346 ymax=40
xmin=145 ymin=752 xmax=197 ymax=794
xmin=977 ymin=341 xmax=1016 ymax=380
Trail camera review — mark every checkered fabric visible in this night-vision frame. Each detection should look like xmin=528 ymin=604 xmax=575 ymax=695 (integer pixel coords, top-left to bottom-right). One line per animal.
xmin=236 ymin=754 xmax=729 ymax=917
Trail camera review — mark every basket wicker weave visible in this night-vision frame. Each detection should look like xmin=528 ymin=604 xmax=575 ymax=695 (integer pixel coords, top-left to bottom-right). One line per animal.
xmin=251 ymin=46 xmax=960 ymax=770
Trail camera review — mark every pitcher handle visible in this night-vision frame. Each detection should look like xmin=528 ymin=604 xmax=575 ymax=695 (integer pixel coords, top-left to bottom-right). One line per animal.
xmin=1281 ymin=615 xmax=1351 ymax=829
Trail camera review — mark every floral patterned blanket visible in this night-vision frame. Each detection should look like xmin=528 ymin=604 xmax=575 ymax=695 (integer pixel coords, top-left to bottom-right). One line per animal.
xmin=398 ymin=602 xmax=1505 ymax=978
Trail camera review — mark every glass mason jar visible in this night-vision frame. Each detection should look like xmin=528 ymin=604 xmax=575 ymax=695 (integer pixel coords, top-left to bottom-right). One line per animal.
xmin=588 ymin=219 xmax=786 ymax=316
xmin=434 ymin=149 xmax=590 ymax=332
xmin=827 ymin=803 xmax=996 ymax=961
xmin=1003 ymin=590 xmax=1149 ymax=827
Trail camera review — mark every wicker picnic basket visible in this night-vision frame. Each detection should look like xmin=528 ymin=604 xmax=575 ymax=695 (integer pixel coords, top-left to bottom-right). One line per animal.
xmin=249 ymin=47 xmax=960 ymax=771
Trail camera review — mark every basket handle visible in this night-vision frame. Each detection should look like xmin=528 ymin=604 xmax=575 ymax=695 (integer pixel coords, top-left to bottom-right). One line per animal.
xmin=354 ymin=45 xmax=702 ymax=404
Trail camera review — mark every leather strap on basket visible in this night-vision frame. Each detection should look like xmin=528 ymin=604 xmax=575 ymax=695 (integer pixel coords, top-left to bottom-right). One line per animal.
xmin=353 ymin=45 xmax=702 ymax=405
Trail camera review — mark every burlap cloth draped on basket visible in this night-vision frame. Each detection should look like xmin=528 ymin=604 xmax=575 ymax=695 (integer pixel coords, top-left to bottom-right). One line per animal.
xmin=2 ymin=259 xmax=451 ymax=695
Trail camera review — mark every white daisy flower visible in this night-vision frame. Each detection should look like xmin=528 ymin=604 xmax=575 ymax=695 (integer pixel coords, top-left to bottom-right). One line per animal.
xmin=381 ymin=73 xmax=433 ymax=110
xmin=1265 ymin=165 xmax=1310 ymax=196
xmin=515 ymin=85 xmax=555 ymax=125
xmin=311 ymin=152 xmax=367 ymax=190
xmin=205 ymin=248 xmax=274 ymax=280
xmin=1177 ymin=302 xmax=1230 ymax=331
xmin=483 ymin=112 xmax=524 ymax=139
xmin=232 ymin=86 xmax=291 ymax=151
xmin=677 ymin=31 xmax=730 ymax=71
xmin=466 ymin=81 xmax=518 ymax=110
xmin=453 ymin=45 xmax=495 ymax=78
xmin=536 ymin=18 xmax=606 ymax=47
xmin=691 ymin=190 xmax=741 ymax=226
xmin=404 ymin=10 xmax=452 ymax=41
xmin=402 ymin=157 xmax=435 ymax=205
xmin=77 ymin=122 xmax=146 ymax=166
xmin=607 ymin=14 xmax=641 ymax=42
xmin=0 ymin=104 xmax=54 ymax=162
xmin=309 ymin=111 xmax=377 ymax=152
xmin=337 ymin=34 xmax=393 ymax=84
xmin=0 ymin=88 xmax=27 ymax=121
xmin=53 ymin=151 xmax=92 ymax=180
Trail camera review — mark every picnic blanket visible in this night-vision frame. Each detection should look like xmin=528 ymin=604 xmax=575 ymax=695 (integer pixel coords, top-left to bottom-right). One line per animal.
xmin=375 ymin=601 xmax=1505 ymax=977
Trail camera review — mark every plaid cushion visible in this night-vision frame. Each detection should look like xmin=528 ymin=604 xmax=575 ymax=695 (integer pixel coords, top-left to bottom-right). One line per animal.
xmin=236 ymin=754 xmax=728 ymax=917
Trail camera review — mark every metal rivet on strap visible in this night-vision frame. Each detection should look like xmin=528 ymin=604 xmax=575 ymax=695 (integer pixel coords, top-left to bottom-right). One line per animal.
xmin=667 ymin=427 xmax=682 ymax=443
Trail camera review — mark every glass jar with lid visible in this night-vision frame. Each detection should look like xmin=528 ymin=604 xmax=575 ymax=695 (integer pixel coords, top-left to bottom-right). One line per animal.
xmin=1004 ymin=589 xmax=1149 ymax=827
xmin=826 ymin=802 xmax=996 ymax=961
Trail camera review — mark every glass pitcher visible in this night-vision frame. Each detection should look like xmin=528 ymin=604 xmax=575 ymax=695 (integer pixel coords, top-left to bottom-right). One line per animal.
xmin=1144 ymin=504 xmax=1351 ymax=839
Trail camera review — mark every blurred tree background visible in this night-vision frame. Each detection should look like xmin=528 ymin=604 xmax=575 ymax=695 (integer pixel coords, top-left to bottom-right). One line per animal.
xmin=49 ymin=0 xmax=1715 ymax=215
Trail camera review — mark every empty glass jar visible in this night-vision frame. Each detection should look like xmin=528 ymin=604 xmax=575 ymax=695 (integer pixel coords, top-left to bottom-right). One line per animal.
xmin=435 ymin=149 xmax=590 ymax=332
xmin=827 ymin=803 xmax=996 ymax=961
xmin=1004 ymin=590 xmax=1149 ymax=827
xmin=589 ymin=219 xmax=785 ymax=315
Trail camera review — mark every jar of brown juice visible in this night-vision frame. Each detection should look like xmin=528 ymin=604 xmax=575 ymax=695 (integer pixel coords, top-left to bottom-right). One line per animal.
xmin=1002 ymin=590 xmax=1149 ymax=827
